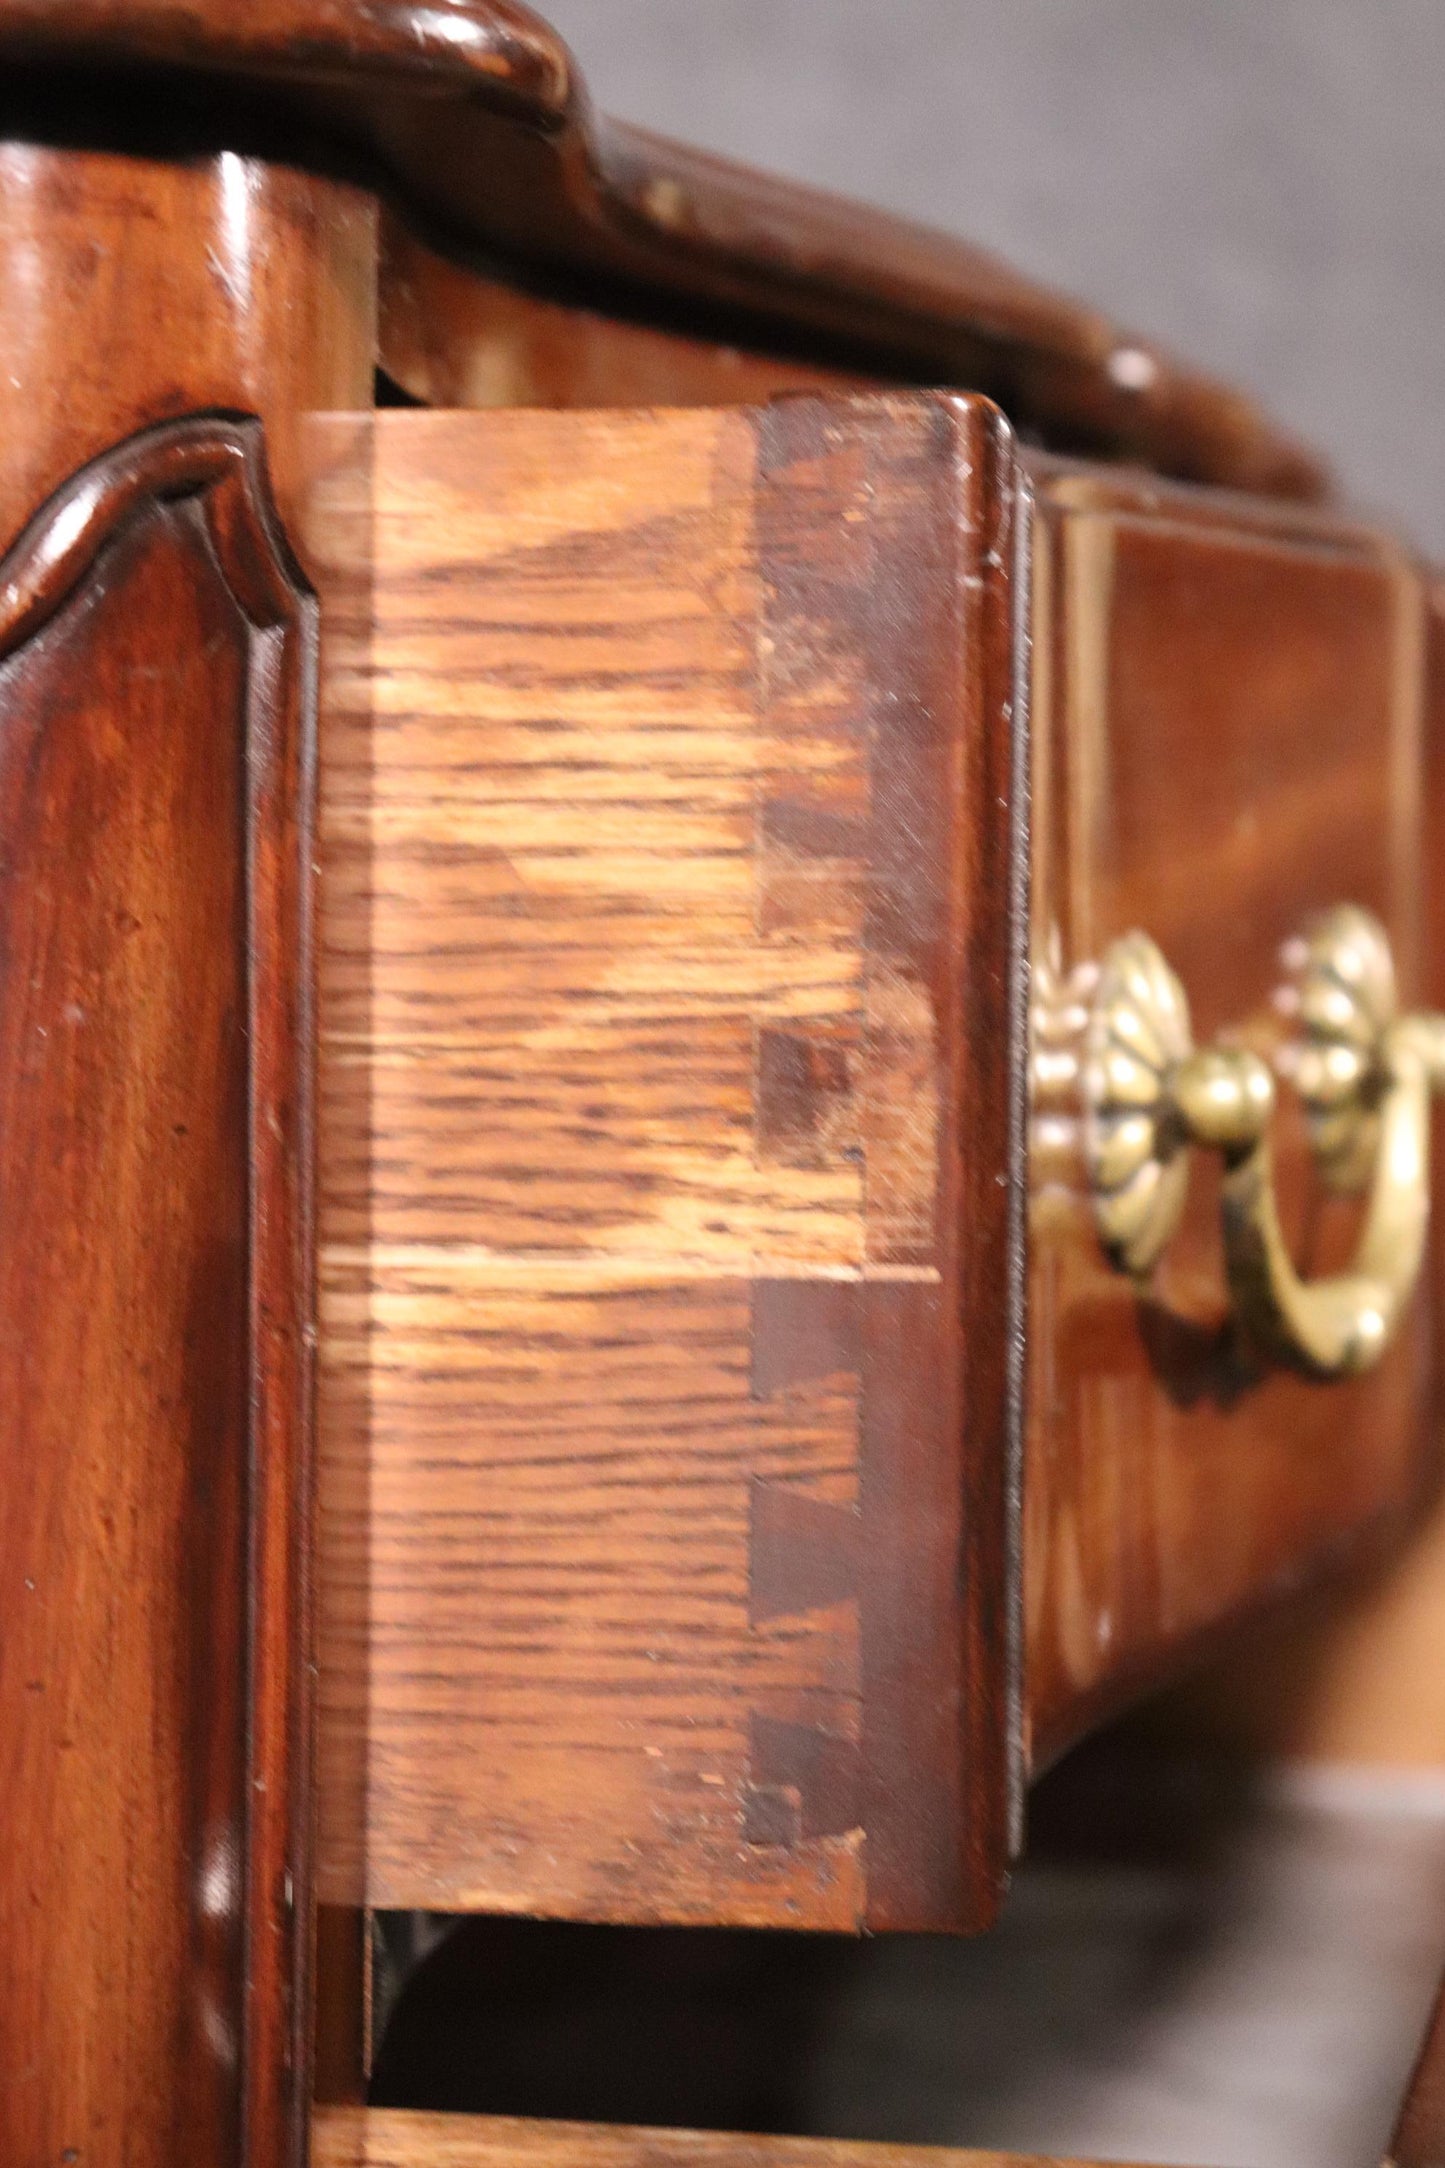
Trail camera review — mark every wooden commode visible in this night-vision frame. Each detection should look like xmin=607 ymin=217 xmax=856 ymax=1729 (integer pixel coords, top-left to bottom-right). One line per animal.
xmin=0 ymin=5 xmax=1439 ymax=2165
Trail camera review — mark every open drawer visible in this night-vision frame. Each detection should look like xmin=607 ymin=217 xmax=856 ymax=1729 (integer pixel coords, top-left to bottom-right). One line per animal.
xmin=306 ymin=394 xmax=1442 ymax=1947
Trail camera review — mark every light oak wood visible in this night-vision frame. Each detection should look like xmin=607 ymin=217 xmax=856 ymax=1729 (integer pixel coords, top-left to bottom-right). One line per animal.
xmin=314 ymin=2109 xmax=1135 ymax=2168
xmin=306 ymin=396 xmax=1024 ymax=1936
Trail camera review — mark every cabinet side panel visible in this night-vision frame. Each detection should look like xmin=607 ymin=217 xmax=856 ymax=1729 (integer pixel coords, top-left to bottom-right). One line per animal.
xmin=0 ymin=423 xmax=314 ymax=2167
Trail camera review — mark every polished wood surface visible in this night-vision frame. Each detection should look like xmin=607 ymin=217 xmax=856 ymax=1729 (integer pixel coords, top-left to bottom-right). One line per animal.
xmin=1024 ymin=458 xmax=1436 ymax=1768
xmin=1139 ymin=1486 xmax=1445 ymax=1768
xmin=379 ymin=215 xmax=878 ymax=411
xmin=306 ymin=395 xmax=1024 ymax=1934
xmin=0 ymin=419 xmax=315 ymax=2165
xmin=0 ymin=141 xmax=376 ymax=548
xmin=0 ymin=125 xmax=373 ymax=2168
xmin=3 ymin=10 xmax=1432 ymax=2153
xmin=1393 ymin=1972 xmax=1445 ymax=2168
xmin=0 ymin=0 xmax=1322 ymax=496
xmin=1082 ymin=580 xmax=1445 ymax=1774
xmin=314 ymin=2109 xmax=1134 ymax=2168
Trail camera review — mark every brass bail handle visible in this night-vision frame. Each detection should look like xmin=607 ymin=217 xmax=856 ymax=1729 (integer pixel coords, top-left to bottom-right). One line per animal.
xmin=1082 ymin=905 xmax=1445 ymax=1378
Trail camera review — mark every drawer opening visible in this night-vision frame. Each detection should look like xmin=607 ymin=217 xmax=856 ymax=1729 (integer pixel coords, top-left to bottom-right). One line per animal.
xmin=345 ymin=1745 xmax=1445 ymax=2168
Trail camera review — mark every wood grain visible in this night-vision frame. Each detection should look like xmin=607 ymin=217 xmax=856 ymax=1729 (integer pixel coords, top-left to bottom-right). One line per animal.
xmin=314 ymin=2109 xmax=1136 ymax=2168
xmin=1023 ymin=456 xmax=1437 ymax=1767
xmin=1072 ymin=573 xmax=1445 ymax=1775
xmin=0 ymin=0 xmax=1322 ymax=497
xmin=0 ymin=129 xmax=374 ymax=2156
xmin=306 ymin=402 xmax=1439 ymax=1980
xmin=379 ymin=214 xmax=879 ymax=412
xmin=0 ymin=419 xmax=314 ymax=2166
xmin=0 ymin=139 xmax=375 ymax=551
xmin=306 ymin=395 xmax=1025 ymax=1935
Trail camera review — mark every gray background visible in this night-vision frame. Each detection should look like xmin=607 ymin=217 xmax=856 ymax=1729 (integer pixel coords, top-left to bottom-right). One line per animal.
xmin=539 ymin=0 xmax=1445 ymax=555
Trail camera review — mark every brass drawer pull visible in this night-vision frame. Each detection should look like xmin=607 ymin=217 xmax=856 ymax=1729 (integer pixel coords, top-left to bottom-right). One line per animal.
xmin=1083 ymin=906 xmax=1445 ymax=1377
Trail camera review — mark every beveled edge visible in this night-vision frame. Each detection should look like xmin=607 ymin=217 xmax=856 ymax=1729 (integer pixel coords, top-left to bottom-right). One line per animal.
xmin=0 ymin=0 xmax=1328 ymax=500
xmin=0 ymin=406 xmax=319 ymax=2165
xmin=0 ymin=409 xmax=305 ymax=654
xmin=0 ymin=0 xmax=574 ymax=109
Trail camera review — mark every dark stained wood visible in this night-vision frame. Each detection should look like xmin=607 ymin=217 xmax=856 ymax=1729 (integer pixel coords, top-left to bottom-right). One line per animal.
xmin=313 ymin=2108 xmax=1134 ymax=2168
xmin=314 ymin=1905 xmax=372 ymax=2109
xmin=0 ymin=139 xmax=377 ymax=549
xmin=0 ymin=0 xmax=1324 ymax=497
xmin=0 ymin=419 xmax=315 ymax=2165
xmin=0 ymin=0 xmax=575 ymax=94
xmin=1392 ymin=1972 xmax=1445 ymax=2168
xmin=1129 ymin=570 xmax=1445 ymax=1775
xmin=304 ymin=394 xmax=1025 ymax=1935
xmin=1023 ymin=456 xmax=1437 ymax=1769
xmin=378 ymin=213 xmax=879 ymax=410
xmin=0 ymin=129 xmax=374 ymax=2157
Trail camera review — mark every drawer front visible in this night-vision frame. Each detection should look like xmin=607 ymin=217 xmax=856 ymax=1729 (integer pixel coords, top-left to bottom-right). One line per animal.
xmin=1025 ymin=461 xmax=1434 ymax=1765
xmin=308 ymin=397 xmax=1025 ymax=1933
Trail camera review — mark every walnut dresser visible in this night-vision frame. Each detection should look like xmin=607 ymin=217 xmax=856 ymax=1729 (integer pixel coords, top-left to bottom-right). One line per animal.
xmin=0 ymin=6 xmax=1440 ymax=2166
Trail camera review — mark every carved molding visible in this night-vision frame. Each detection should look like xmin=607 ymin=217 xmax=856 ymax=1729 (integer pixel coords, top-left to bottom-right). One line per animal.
xmin=0 ymin=410 xmax=310 ymax=650
xmin=0 ymin=414 xmax=315 ymax=2167
xmin=0 ymin=1 xmax=1322 ymax=497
